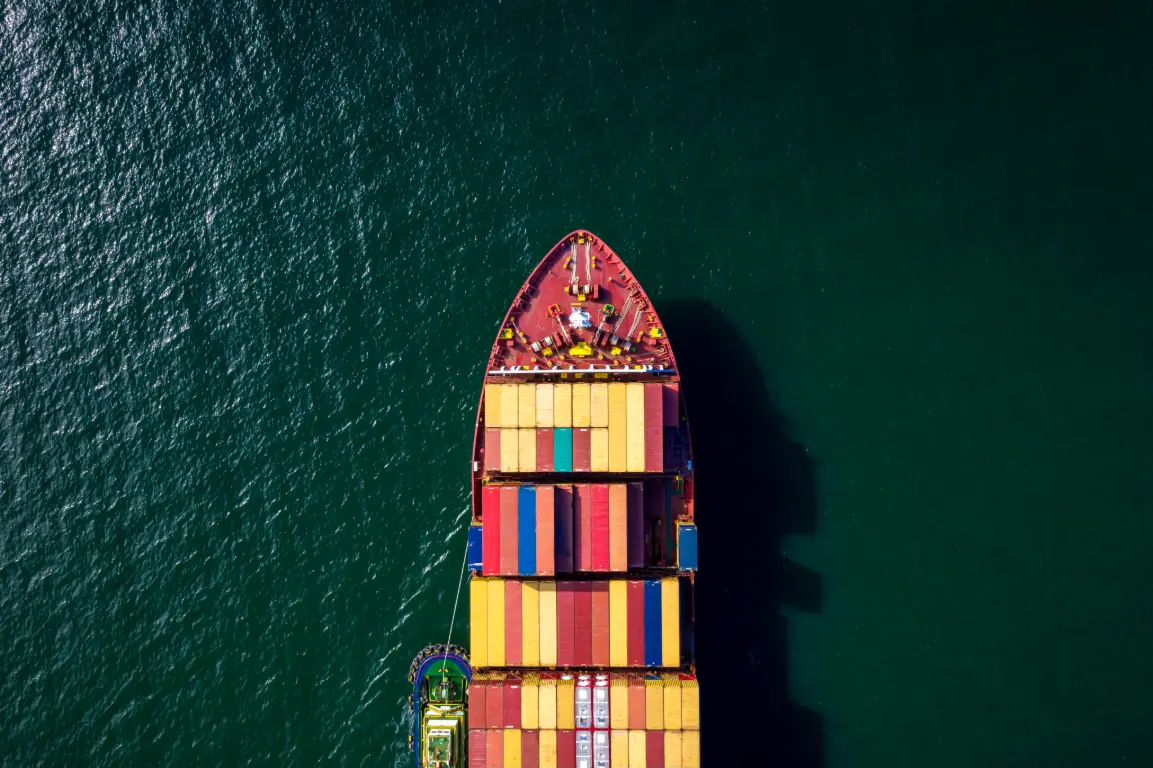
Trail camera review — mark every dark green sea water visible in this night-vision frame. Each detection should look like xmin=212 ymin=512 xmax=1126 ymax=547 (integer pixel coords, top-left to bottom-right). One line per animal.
xmin=3 ymin=1 xmax=1151 ymax=765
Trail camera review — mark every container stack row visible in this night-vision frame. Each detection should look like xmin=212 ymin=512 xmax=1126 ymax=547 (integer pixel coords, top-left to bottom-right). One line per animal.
xmin=468 ymin=728 xmax=700 ymax=768
xmin=469 ymin=578 xmax=685 ymax=669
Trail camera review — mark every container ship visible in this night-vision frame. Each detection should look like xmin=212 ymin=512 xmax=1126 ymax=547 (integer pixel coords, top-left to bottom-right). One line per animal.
xmin=412 ymin=231 xmax=699 ymax=768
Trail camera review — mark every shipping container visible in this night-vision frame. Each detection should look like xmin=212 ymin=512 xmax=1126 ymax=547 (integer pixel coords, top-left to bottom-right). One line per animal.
xmin=626 ymin=382 xmax=646 ymax=472
xmin=611 ymin=729 xmax=629 ymax=768
xmin=505 ymin=680 xmax=522 ymax=728
xmin=626 ymin=581 xmax=645 ymax=667
xmin=539 ymin=729 xmax=558 ymax=768
xmin=610 ymin=678 xmax=629 ymax=729
xmin=594 ymin=730 xmax=611 ymax=768
xmin=468 ymin=524 xmax=484 ymax=572
xmin=643 ymin=383 xmax=664 ymax=472
xmin=591 ymin=485 xmax=610 ymax=571
xmin=536 ymin=383 xmax=554 ymax=428
xmin=522 ymin=730 xmax=540 ymax=768
xmin=643 ymin=580 xmax=662 ymax=667
xmin=556 ymin=680 xmax=575 ymax=729
xmin=594 ymin=683 xmax=610 ymax=729
xmin=553 ymin=428 xmax=573 ymax=473
xmin=518 ymin=486 xmax=537 ymax=576
xmin=608 ymin=485 xmax=628 ymax=572
xmin=536 ymin=429 xmax=555 ymax=473
xmin=521 ymin=678 xmax=539 ymax=729
xmin=553 ymin=383 xmax=572 ymax=428
xmin=575 ymin=485 xmax=593 ymax=571
xmin=501 ymin=383 xmax=520 ymax=429
xmin=574 ymin=683 xmax=591 ymax=729
xmin=626 ymin=483 xmax=644 ymax=569
xmin=609 ymin=581 xmax=628 ymax=667
xmin=589 ymin=427 xmax=609 ymax=472
xmin=681 ymin=682 xmax=699 ymax=729
xmin=591 ymin=582 xmax=610 ymax=667
xmin=504 ymin=728 xmax=522 ymax=768
xmin=645 ymin=731 xmax=664 ymax=767
xmin=663 ymin=684 xmax=681 ymax=731
xmin=501 ymin=428 xmax=519 ymax=472
xmin=470 ymin=729 xmax=487 ymax=768
xmin=488 ymin=684 xmax=505 ymax=730
xmin=607 ymin=382 xmax=627 ymax=472
xmin=675 ymin=524 xmax=697 ymax=572
xmin=664 ymin=731 xmax=682 ymax=768
xmin=539 ymin=681 xmax=558 ymax=729
xmin=681 ymin=731 xmax=700 ymax=768
xmin=645 ymin=680 xmax=663 ymax=730
xmin=501 ymin=487 xmax=519 ymax=576
xmin=483 ymin=487 xmax=501 ymax=575
xmin=539 ymin=582 xmax=558 ymax=667
xmin=573 ymin=583 xmax=592 ymax=667
xmin=487 ymin=729 xmax=504 ymax=768
xmin=628 ymin=731 xmax=647 ymax=768
xmin=628 ymin=680 xmax=646 ymax=730
xmin=518 ymin=428 xmax=537 ymax=472
xmin=505 ymin=581 xmax=523 ymax=666
xmin=471 ymin=679 xmax=487 ymax=729
xmin=557 ymin=730 xmax=576 ymax=768
xmin=485 ymin=428 xmax=502 ymax=472
xmin=535 ymin=486 xmax=555 ymax=576
xmin=556 ymin=583 xmax=575 ymax=667
xmin=518 ymin=383 xmax=536 ymax=428
xmin=661 ymin=384 xmax=678 ymax=426
xmin=572 ymin=428 xmax=591 ymax=472
xmin=571 ymin=383 xmax=591 ymax=428
xmin=488 ymin=578 xmax=506 ymax=667
xmin=470 ymin=578 xmax=489 ymax=667
xmin=587 ymin=382 xmax=607 ymax=427
xmin=522 ymin=582 xmax=540 ymax=667
xmin=661 ymin=578 xmax=680 ymax=667
xmin=554 ymin=486 xmax=574 ymax=573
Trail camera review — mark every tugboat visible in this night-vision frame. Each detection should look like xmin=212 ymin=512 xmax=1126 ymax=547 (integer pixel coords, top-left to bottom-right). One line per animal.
xmin=407 ymin=644 xmax=471 ymax=768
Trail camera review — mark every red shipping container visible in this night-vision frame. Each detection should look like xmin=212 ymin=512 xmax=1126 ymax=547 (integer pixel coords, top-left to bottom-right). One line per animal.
xmin=574 ymin=582 xmax=593 ymax=667
xmin=646 ymin=730 xmax=665 ymax=766
xmin=505 ymin=581 xmax=523 ymax=666
xmin=486 ymin=729 xmax=503 ymax=768
xmin=555 ymin=485 xmax=574 ymax=573
xmin=522 ymin=729 xmax=540 ymax=768
xmin=484 ymin=428 xmax=501 ymax=473
xmin=470 ymin=680 xmax=487 ymax=729
xmin=643 ymin=383 xmax=664 ymax=472
xmin=469 ymin=729 xmax=487 ymax=768
xmin=628 ymin=681 xmax=646 ymax=729
xmin=557 ymin=729 xmax=577 ymax=768
xmin=504 ymin=680 xmax=521 ymax=728
xmin=591 ymin=484 xmax=610 ymax=572
xmin=608 ymin=484 xmax=628 ymax=572
xmin=661 ymin=383 xmax=679 ymax=426
xmin=557 ymin=582 xmax=576 ymax=667
xmin=500 ymin=486 xmax=519 ymax=576
xmin=591 ymin=582 xmax=610 ymax=667
xmin=626 ymin=581 xmax=645 ymax=667
xmin=575 ymin=485 xmax=593 ymax=572
xmin=482 ymin=486 xmax=501 ymax=575
xmin=487 ymin=682 xmax=504 ymax=728
xmin=626 ymin=483 xmax=645 ymax=569
xmin=572 ymin=428 xmax=592 ymax=472
xmin=535 ymin=485 xmax=555 ymax=575
xmin=536 ymin=429 xmax=555 ymax=473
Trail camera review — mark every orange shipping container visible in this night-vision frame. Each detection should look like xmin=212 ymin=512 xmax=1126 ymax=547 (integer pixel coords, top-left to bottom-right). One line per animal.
xmin=590 ymin=382 xmax=609 ymax=427
xmin=608 ymin=485 xmax=628 ymax=572
xmin=485 ymin=383 xmax=502 ymax=427
xmin=485 ymin=428 xmax=502 ymax=472
xmin=487 ymin=729 xmax=504 ymax=768
xmin=500 ymin=428 xmax=519 ymax=472
xmin=535 ymin=486 xmax=555 ymax=576
xmin=590 ymin=428 xmax=609 ymax=473
xmin=607 ymin=383 xmax=627 ymax=472
xmin=553 ymin=384 xmax=572 ymax=428
xmin=625 ymin=382 xmax=645 ymax=472
xmin=505 ymin=580 xmax=523 ymax=666
xmin=591 ymin=582 xmax=610 ymax=667
xmin=518 ymin=428 xmax=537 ymax=472
xmin=628 ymin=680 xmax=645 ymax=729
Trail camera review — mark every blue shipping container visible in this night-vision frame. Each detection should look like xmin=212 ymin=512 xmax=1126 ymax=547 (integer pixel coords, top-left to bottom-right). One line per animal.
xmin=518 ymin=485 xmax=537 ymax=575
xmin=554 ymin=428 xmax=573 ymax=472
xmin=677 ymin=524 xmax=698 ymax=571
xmin=643 ymin=579 xmax=662 ymax=667
xmin=467 ymin=525 xmax=483 ymax=571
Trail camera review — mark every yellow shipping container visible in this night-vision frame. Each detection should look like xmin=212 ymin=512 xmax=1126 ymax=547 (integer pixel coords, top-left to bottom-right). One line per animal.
xmin=607 ymin=383 xmax=627 ymax=472
xmin=663 ymin=683 xmax=682 ymax=730
xmin=645 ymin=680 xmax=663 ymax=730
xmin=518 ymin=383 xmax=536 ymax=427
xmin=470 ymin=577 xmax=488 ymax=668
xmin=681 ymin=730 xmax=700 ymax=768
xmin=539 ymin=729 xmax=558 ymax=768
xmin=611 ymin=730 xmax=629 ymax=768
xmin=504 ymin=728 xmax=522 ymax=768
xmin=553 ymin=384 xmax=573 ymax=428
xmin=572 ymin=383 xmax=591 ymax=427
xmin=628 ymin=730 xmax=647 ymax=768
xmin=681 ymin=682 xmax=700 ymax=729
xmin=625 ymin=382 xmax=645 ymax=472
xmin=500 ymin=384 xmax=520 ymax=428
xmin=485 ymin=383 xmax=502 ymax=427
xmin=522 ymin=581 xmax=540 ymax=667
xmin=661 ymin=578 xmax=680 ymax=667
xmin=500 ymin=428 xmax=519 ymax=472
xmin=610 ymin=678 xmax=629 ymax=729
xmin=536 ymin=383 xmax=555 ymax=427
xmin=518 ymin=428 xmax=537 ymax=472
xmin=665 ymin=731 xmax=683 ymax=768
xmin=609 ymin=581 xmax=628 ymax=667
xmin=539 ymin=581 xmax=557 ymax=666
xmin=538 ymin=680 xmax=558 ymax=729
xmin=590 ymin=383 xmax=609 ymax=427
xmin=590 ymin=428 xmax=609 ymax=472
xmin=556 ymin=679 xmax=575 ymax=729
xmin=487 ymin=578 xmax=506 ymax=667
xmin=521 ymin=678 xmax=539 ymax=729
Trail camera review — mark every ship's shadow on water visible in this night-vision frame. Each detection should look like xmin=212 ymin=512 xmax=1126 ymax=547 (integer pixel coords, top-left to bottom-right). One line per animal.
xmin=661 ymin=300 xmax=824 ymax=768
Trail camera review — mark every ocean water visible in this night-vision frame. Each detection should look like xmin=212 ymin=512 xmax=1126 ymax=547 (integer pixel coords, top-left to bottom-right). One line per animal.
xmin=2 ymin=1 xmax=1151 ymax=765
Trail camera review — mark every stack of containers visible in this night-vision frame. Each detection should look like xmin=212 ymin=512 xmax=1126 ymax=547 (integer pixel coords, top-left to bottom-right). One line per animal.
xmin=472 ymin=377 xmax=696 ymax=768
